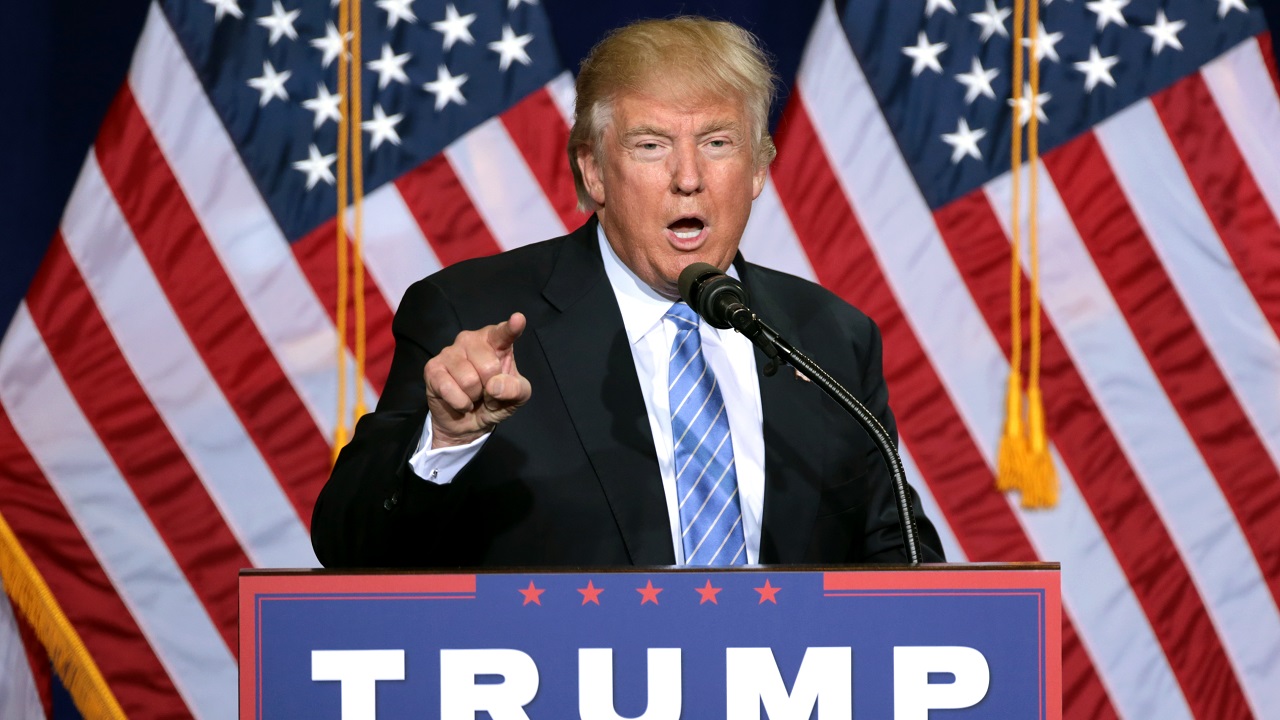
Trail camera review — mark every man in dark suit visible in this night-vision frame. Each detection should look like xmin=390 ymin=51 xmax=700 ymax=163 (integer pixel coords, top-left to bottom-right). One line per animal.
xmin=311 ymin=16 xmax=945 ymax=568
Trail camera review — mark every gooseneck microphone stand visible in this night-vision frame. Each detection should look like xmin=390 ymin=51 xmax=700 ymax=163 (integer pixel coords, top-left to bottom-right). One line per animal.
xmin=681 ymin=264 xmax=924 ymax=565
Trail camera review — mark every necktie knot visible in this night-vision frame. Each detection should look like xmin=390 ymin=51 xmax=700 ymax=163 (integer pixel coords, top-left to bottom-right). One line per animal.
xmin=665 ymin=302 xmax=700 ymax=326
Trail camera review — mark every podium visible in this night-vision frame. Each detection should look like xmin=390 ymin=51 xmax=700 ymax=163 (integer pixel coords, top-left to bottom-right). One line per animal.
xmin=240 ymin=563 xmax=1059 ymax=718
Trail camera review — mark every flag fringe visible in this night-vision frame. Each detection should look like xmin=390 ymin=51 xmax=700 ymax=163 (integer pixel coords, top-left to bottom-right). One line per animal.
xmin=0 ymin=510 xmax=126 ymax=720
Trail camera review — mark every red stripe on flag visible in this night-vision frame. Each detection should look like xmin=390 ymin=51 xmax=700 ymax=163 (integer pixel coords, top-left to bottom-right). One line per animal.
xmin=769 ymin=93 xmax=1119 ymax=718
xmin=0 ymin=404 xmax=191 ymax=717
xmin=92 ymin=86 xmax=327 ymax=527
xmin=934 ymin=179 xmax=1252 ymax=720
xmin=1046 ymin=127 xmax=1280 ymax=606
xmin=25 ymin=235 xmax=245 ymax=651
xmin=1152 ymin=71 xmax=1280 ymax=345
xmin=1258 ymin=32 xmax=1280 ymax=100
xmin=395 ymin=155 xmax=504 ymax=265
xmin=291 ymin=217 xmax=396 ymax=394
xmin=500 ymin=87 xmax=589 ymax=231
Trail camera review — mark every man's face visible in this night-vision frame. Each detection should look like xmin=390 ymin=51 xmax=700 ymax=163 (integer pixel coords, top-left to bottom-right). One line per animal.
xmin=577 ymin=88 xmax=767 ymax=299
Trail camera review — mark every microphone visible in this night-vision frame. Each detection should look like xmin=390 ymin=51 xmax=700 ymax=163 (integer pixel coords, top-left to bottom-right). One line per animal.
xmin=677 ymin=262 xmax=750 ymax=330
xmin=676 ymin=261 xmax=926 ymax=565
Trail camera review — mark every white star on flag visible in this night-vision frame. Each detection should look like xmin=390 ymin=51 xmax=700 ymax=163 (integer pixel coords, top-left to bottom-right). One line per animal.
xmin=301 ymin=83 xmax=342 ymax=128
xmin=925 ymin=0 xmax=956 ymax=17
xmin=423 ymin=64 xmax=469 ymax=110
xmin=1143 ymin=9 xmax=1186 ymax=55
xmin=488 ymin=25 xmax=534 ymax=72
xmin=969 ymin=0 xmax=1011 ymax=42
xmin=902 ymin=31 xmax=947 ymax=77
xmin=205 ymin=0 xmax=242 ymax=23
xmin=367 ymin=43 xmax=411 ymax=89
xmin=310 ymin=22 xmax=350 ymax=68
xmin=1022 ymin=21 xmax=1065 ymax=63
xmin=941 ymin=117 xmax=987 ymax=163
xmin=1085 ymin=0 xmax=1129 ymax=31
xmin=376 ymin=0 xmax=418 ymax=28
xmin=1009 ymin=82 xmax=1051 ymax=126
xmin=956 ymin=56 xmax=999 ymax=104
xmin=363 ymin=104 xmax=404 ymax=149
xmin=1073 ymin=46 xmax=1120 ymax=92
xmin=432 ymin=4 xmax=477 ymax=52
xmin=256 ymin=0 xmax=300 ymax=46
xmin=1217 ymin=0 xmax=1247 ymax=17
xmin=292 ymin=144 xmax=336 ymax=190
xmin=507 ymin=0 xmax=537 ymax=9
xmin=247 ymin=60 xmax=290 ymax=106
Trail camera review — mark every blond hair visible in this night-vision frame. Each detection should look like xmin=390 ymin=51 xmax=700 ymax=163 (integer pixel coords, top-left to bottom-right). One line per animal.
xmin=567 ymin=16 xmax=779 ymax=212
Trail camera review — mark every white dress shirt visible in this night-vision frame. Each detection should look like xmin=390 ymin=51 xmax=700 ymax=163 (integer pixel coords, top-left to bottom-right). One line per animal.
xmin=409 ymin=227 xmax=766 ymax=564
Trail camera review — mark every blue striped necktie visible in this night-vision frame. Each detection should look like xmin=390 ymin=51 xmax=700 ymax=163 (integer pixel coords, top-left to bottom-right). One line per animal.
xmin=665 ymin=302 xmax=747 ymax=566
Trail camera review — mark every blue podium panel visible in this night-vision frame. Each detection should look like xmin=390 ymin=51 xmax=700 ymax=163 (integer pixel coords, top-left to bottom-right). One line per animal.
xmin=240 ymin=565 xmax=1060 ymax=719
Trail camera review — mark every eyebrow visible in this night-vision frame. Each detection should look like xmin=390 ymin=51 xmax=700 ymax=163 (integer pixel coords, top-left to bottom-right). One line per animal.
xmin=621 ymin=120 xmax=743 ymax=141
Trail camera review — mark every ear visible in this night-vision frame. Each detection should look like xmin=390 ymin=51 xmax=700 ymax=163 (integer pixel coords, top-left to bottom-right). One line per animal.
xmin=576 ymin=145 xmax=607 ymax=207
xmin=751 ymin=162 xmax=767 ymax=200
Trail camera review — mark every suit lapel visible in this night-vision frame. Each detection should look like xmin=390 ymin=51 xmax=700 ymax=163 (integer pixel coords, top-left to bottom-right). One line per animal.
xmin=535 ymin=222 xmax=676 ymax=565
xmin=740 ymin=262 xmax=828 ymax=564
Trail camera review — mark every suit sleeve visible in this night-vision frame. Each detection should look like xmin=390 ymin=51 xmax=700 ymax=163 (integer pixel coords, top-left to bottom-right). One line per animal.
xmin=310 ymin=278 xmax=476 ymax=568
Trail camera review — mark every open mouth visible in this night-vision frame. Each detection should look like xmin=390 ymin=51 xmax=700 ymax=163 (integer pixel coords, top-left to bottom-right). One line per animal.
xmin=668 ymin=217 xmax=706 ymax=241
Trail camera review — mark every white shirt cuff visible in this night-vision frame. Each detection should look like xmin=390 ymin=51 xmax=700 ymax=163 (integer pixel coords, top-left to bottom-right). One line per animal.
xmin=408 ymin=414 xmax=490 ymax=485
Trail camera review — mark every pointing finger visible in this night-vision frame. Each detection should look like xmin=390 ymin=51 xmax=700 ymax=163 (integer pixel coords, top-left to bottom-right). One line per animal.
xmin=487 ymin=312 xmax=527 ymax=352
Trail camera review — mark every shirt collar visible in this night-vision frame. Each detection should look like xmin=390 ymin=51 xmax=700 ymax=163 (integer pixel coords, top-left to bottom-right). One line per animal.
xmin=597 ymin=224 xmax=743 ymax=346
xmin=598 ymin=224 xmax=670 ymax=346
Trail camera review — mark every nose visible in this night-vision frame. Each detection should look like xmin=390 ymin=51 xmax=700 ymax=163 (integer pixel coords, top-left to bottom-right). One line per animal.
xmin=670 ymin=142 xmax=704 ymax=195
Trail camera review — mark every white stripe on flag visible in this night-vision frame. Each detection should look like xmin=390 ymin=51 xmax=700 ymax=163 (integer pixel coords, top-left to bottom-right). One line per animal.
xmin=128 ymin=4 xmax=373 ymax=436
xmin=987 ymin=161 xmax=1278 ymax=717
xmin=351 ymin=185 xmax=442 ymax=312
xmin=0 ymin=579 xmax=45 ymax=720
xmin=1202 ymin=39 xmax=1280 ymax=221
xmin=1098 ymin=100 xmax=1280 ymax=463
xmin=741 ymin=178 xmax=818 ymax=282
xmin=445 ymin=117 xmax=569 ymax=250
xmin=796 ymin=3 xmax=1189 ymax=718
xmin=546 ymin=71 xmax=576 ymax=126
xmin=59 ymin=156 xmax=315 ymax=569
xmin=0 ymin=308 xmax=236 ymax=720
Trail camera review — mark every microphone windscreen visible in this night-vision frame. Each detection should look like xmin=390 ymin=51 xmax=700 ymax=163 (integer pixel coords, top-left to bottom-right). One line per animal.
xmin=678 ymin=262 xmax=722 ymax=307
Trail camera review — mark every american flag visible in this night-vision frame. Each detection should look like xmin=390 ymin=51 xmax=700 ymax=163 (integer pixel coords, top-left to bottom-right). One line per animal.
xmin=1 ymin=0 xmax=1277 ymax=717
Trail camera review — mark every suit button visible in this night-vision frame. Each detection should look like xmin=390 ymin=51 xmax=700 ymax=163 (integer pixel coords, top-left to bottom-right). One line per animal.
xmin=383 ymin=490 xmax=400 ymax=510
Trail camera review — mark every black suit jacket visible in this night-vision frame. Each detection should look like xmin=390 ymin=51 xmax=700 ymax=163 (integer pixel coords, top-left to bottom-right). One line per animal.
xmin=312 ymin=218 xmax=945 ymax=567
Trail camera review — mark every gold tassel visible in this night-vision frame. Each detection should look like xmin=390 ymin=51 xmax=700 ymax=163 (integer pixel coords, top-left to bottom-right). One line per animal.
xmin=332 ymin=0 xmax=352 ymax=464
xmin=998 ymin=0 xmax=1029 ymax=498
xmin=332 ymin=0 xmax=367 ymax=463
xmin=996 ymin=0 xmax=1057 ymax=508
xmin=0 ymin=510 xmax=126 ymax=719
xmin=995 ymin=374 xmax=1028 ymax=493
xmin=1021 ymin=386 xmax=1058 ymax=508
xmin=1019 ymin=0 xmax=1057 ymax=509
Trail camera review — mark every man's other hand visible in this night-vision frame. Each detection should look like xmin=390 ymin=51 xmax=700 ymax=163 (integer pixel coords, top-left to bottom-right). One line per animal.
xmin=424 ymin=312 xmax=532 ymax=448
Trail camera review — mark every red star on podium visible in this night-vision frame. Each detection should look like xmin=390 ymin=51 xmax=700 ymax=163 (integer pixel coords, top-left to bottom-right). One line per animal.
xmin=518 ymin=581 xmax=544 ymax=606
xmin=695 ymin=580 xmax=722 ymax=605
xmin=636 ymin=579 xmax=663 ymax=605
xmin=578 ymin=580 xmax=604 ymax=606
xmin=755 ymin=579 xmax=780 ymax=605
